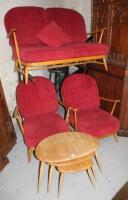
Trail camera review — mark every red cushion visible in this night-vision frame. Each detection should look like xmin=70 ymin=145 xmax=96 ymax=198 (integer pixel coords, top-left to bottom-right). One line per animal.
xmin=12 ymin=43 xmax=109 ymax=63
xmin=16 ymin=76 xmax=58 ymax=118
xmin=46 ymin=8 xmax=86 ymax=43
xmin=70 ymin=108 xmax=120 ymax=137
xmin=35 ymin=20 xmax=72 ymax=47
xmin=23 ymin=113 xmax=68 ymax=148
xmin=4 ymin=6 xmax=47 ymax=46
xmin=61 ymin=74 xmax=100 ymax=110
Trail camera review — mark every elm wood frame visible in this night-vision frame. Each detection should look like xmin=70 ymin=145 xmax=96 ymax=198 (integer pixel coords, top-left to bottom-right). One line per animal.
xmin=59 ymin=97 xmax=120 ymax=142
xmin=35 ymin=131 xmax=100 ymax=196
xmin=8 ymin=28 xmax=108 ymax=84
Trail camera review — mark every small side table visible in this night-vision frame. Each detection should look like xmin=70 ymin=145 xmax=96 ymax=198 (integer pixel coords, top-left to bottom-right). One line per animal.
xmin=35 ymin=132 xmax=100 ymax=196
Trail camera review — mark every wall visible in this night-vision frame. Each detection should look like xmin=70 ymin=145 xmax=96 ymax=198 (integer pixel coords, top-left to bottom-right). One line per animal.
xmin=0 ymin=0 xmax=91 ymax=114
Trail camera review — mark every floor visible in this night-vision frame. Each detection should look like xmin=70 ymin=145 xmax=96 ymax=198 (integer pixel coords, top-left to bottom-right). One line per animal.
xmin=1 ymin=116 xmax=128 ymax=200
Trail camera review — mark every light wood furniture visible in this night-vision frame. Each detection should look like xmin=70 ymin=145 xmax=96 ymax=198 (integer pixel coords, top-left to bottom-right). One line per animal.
xmin=10 ymin=29 xmax=108 ymax=84
xmin=4 ymin=7 xmax=108 ymax=84
xmin=35 ymin=132 xmax=100 ymax=196
xmin=87 ymin=0 xmax=128 ymax=136
xmin=57 ymin=158 xmax=95 ymax=197
xmin=0 ymin=79 xmax=16 ymax=171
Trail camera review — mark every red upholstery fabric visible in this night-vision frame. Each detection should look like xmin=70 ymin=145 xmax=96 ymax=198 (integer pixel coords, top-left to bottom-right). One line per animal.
xmin=4 ymin=6 xmax=47 ymax=46
xmin=45 ymin=8 xmax=86 ymax=43
xmin=23 ymin=113 xmax=68 ymax=148
xmin=16 ymin=76 xmax=58 ymax=118
xmin=5 ymin=7 xmax=109 ymax=64
xmin=4 ymin=7 xmax=86 ymax=46
xmin=35 ymin=20 xmax=72 ymax=47
xmin=61 ymin=74 xmax=100 ymax=110
xmin=70 ymin=108 xmax=120 ymax=137
xmin=16 ymin=76 xmax=68 ymax=148
xmin=61 ymin=74 xmax=120 ymax=137
xmin=12 ymin=43 xmax=109 ymax=62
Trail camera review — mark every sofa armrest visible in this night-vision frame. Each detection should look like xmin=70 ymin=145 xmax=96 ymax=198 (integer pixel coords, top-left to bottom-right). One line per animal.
xmin=87 ymin=28 xmax=107 ymax=44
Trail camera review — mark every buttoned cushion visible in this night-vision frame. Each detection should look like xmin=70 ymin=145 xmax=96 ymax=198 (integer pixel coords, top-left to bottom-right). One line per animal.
xmin=70 ymin=108 xmax=120 ymax=137
xmin=23 ymin=113 xmax=68 ymax=148
xmin=35 ymin=20 xmax=72 ymax=47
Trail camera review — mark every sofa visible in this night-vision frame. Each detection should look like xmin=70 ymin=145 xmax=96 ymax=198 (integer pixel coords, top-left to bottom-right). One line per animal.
xmin=4 ymin=6 xmax=109 ymax=83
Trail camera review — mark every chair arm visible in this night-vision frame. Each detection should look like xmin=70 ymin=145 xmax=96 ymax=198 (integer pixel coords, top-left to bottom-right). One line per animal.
xmin=6 ymin=28 xmax=16 ymax=38
xmin=87 ymin=28 xmax=107 ymax=44
xmin=13 ymin=106 xmax=24 ymax=134
xmin=100 ymin=97 xmax=120 ymax=115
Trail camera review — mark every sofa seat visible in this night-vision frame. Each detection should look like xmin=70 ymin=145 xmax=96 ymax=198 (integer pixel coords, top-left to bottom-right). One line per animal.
xmin=13 ymin=43 xmax=109 ymax=63
xmin=23 ymin=112 xmax=68 ymax=148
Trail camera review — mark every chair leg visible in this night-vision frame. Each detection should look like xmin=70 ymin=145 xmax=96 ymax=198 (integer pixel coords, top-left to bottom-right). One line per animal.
xmin=94 ymin=152 xmax=103 ymax=173
xmin=58 ymin=172 xmax=64 ymax=198
xmin=103 ymin=58 xmax=108 ymax=71
xmin=47 ymin=165 xmax=54 ymax=193
xmin=24 ymin=66 xmax=28 ymax=84
xmin=37 ymin=161 xmax=44 ymax=193
xmin=87 ymin=168 xmax=95 ymax=187
xmin=28 ymin=147 xmax=33 ymax=163
xmin=114 ymin=133 xmax=118 ymax=143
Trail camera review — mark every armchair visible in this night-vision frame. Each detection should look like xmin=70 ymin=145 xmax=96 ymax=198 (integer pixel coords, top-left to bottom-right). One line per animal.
xmin=14 ymin=76 xmax=69 ymax=162
xmin=61 ymin=73 xmax=120 ymax=142
xmin=4 ymin=6 xmax=109 ymax=84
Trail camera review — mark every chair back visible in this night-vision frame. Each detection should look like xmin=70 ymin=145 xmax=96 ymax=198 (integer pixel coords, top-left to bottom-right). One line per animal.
xmin=61 ymin=74 xmax=100 ymax=110
xmin=16 ymin=76 xmax=58 ymax=119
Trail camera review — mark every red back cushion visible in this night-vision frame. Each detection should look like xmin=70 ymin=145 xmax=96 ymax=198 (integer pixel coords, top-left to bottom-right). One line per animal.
xmin=46 ymin=8 xmax=87 ymax=43
xmin=16 ymin=76 xmax=58 ymax=118
xmin=35 ymin=20 xmax=72 ymax=47
xmin=61 ymin=74 xmax=100 ymax=110
xmin=4 ymin=6 xmax=46 ymax=46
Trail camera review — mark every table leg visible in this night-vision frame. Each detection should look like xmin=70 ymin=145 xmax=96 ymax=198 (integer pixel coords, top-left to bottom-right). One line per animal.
xmin=91 ymin=166 xmax=96 ymax=180
xmin=94 ymin=152 xmax=103 ymax=173
xmin=58 ymin=172 xmax=64 ymax=198
xmin=87 ymin=168 xmax=95 ymax=187
xmin=37 ymin=161 xmax=44 ymax=193
xmin=47 ymin=165 xmax=54 ymax=193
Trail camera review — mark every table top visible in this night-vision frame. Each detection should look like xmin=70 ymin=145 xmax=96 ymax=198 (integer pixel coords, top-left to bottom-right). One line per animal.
xmin=35 ymin=132 xmax=99 ymax=165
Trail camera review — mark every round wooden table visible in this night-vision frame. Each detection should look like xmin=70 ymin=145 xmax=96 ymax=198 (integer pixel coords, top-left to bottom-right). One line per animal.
xmin=35 ymin=132 xmax=100 ymax=195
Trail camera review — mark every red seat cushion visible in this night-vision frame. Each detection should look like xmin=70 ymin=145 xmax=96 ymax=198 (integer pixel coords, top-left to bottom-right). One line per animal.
xmin=16 ymin=76 xmax=58 ymax=118
xmin=70 ymin=108 xmax=120 ymax=137
xmin=35 ymin=20 xmax=72 ymax=47
xmin=23 ymin=113 xmax=68 ymax=148
xmin=13 ymin=43 xmax=109 ymax=63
